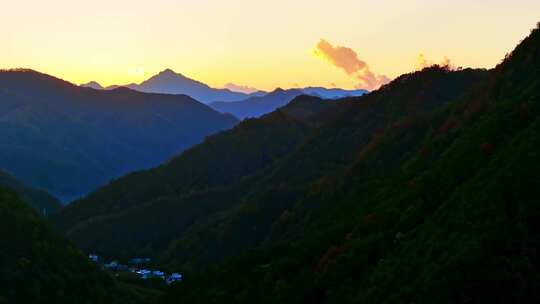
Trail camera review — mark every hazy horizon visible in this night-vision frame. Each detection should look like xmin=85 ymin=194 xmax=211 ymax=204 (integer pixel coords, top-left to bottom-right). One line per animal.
xmin=2 ymin=1 xmax=539 ymax=91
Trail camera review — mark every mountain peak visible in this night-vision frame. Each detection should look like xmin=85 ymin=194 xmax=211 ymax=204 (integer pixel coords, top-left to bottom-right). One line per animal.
xmin=271 ymin=88 xmax=287 ymax=94
xmin=126 ymin=69 xmax=251 ymax=103
xmin=155 ymin=68 xmax=189 ymax=80
xmin=159 ymin=68 xmax=177 ymax=76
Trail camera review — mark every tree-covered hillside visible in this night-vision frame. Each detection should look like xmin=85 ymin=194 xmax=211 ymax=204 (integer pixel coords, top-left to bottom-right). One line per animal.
xmin=157 ymin=24 xmax=540 ymax=303
xmin=54 ymin=66 xmax=488 ymax=265
xmin=0 ymin=170 xmax=61 ymax=215
xmin=0 ymin=188 xmax=153 ymax=303
xmin=53 ymin=96 xmax=332 ymax=258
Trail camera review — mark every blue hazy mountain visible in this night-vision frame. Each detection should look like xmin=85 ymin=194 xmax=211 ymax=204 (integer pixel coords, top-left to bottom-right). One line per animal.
xmin=209 ymin=87 xmax=367 ymax=119
xmin=209 ymin=88 xmax=304 ymax=119
xmin=301 ymin=86 xmax=367 ymax=99
xmin=0 ymin=69 xmax=238 ymax=202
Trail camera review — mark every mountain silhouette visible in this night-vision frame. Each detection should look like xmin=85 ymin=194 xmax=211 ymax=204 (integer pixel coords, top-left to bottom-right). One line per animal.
xmin=0 ymin=69 xmax=237 ymax=201
xmin=106 ymin=69 xmax=255 ymax=103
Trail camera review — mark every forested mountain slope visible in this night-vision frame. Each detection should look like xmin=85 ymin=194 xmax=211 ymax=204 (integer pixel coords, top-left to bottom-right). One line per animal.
xmin=161 ymin=66 xmax=488 ymax=270
xmin=54 ymin=65 xmax=487 ymax=266
xmin=157 ymin=25 xmax=540 ymax=303
xmin=0 ymin=171 xmax=61 ymax=215
xmin=53 ymin=96 xmax=331 ymax=257
xmin=0 ymin=188 xmax=151 ymax=303
xmin=52 ymin=22 xmax=540 ymax=304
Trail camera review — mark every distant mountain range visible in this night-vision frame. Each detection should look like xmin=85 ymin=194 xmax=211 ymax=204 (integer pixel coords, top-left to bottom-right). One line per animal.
xmin=83 ymin=69 xmax=263 ymax=104
xmin=0 ymin=69 xmax=237 ymax=201
xmin=82 ymin=70 xmax=367 ymax=116
xmin=210 ymin=87 xmax=366 ymax=119
xmin=210 ymin=88 xmax=304 ymax=119
xmin=300 ymin=87 xmax=367 ymax=99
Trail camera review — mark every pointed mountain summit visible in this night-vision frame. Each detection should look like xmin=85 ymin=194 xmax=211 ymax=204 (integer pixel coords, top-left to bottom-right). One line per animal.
xmin=121 ymin=68 xmax=251 ymax=103
xmin=159 ymin=68 xmax=176 ymax=75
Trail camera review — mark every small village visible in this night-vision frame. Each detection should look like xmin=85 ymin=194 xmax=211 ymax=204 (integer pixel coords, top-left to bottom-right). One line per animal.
xmin=88 ymin=254 xmax=183 ymax=285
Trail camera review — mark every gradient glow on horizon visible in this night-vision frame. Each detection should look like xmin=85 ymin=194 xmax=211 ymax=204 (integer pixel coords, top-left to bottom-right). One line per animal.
xmin=1 ymin=0 xmax=538 ymax=91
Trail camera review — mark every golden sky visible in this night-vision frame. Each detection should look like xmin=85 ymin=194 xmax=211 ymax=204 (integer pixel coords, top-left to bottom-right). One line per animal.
xmin=1 ymin=0 xmax=538 ymax=91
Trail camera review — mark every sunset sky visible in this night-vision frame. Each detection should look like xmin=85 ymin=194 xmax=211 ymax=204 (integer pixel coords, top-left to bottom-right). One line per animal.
xmin=1 ymin=0 xmax=539 ymax=91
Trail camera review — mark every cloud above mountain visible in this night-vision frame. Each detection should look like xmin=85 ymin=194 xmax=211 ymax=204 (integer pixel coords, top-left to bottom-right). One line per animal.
xmin=314 ymin=39 xmax=390 ymax=91
xmin=224 ymin=83 xmax=260 ymax=94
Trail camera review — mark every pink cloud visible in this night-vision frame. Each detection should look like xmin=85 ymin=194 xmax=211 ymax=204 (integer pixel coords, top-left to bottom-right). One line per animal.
xmin=314 ymin=39 xmax=390 ymax=91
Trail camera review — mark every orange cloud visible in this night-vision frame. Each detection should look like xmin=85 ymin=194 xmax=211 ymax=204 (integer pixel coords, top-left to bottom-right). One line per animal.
xmin=314 ymin=39 xmax=390 ymax=91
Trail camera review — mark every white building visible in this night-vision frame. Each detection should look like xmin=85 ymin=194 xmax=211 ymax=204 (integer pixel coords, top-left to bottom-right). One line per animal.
xmin=136 ymin=269 xmax=152 ymax=279
xmin=105 ymin=260 xmax=119 ymax=270
xmin=166 ymin=273 xmax=183 ymax=284
xmin=88 ymin=254 xmax=98 ymax=263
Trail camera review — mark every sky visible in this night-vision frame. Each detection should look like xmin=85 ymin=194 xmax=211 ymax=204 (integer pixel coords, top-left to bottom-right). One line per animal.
xmin=1 ymin=0 xmax=539 ymax=91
